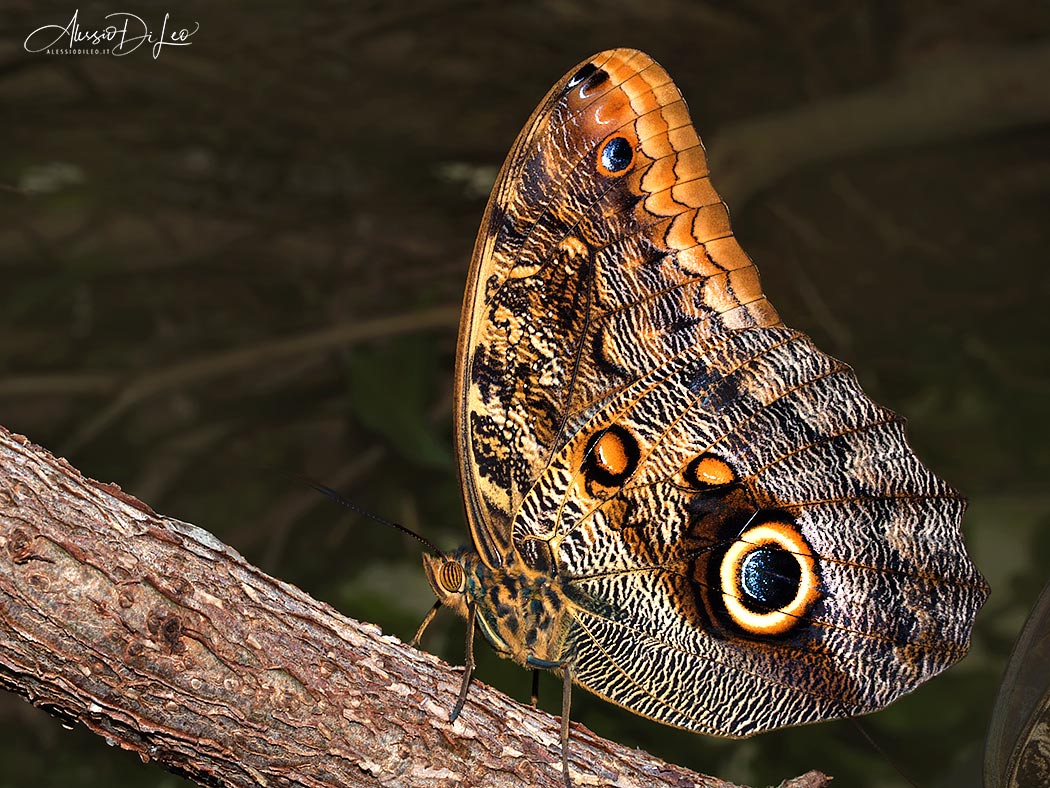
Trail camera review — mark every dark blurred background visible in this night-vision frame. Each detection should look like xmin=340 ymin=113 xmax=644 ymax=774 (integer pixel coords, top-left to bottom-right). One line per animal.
xmin=2 ymin=2 xmax=1049 ymax=787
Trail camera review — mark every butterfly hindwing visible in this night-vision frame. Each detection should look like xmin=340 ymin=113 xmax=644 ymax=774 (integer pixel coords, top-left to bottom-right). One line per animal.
xmin=511 ymin=326 xmax=985 ymax=733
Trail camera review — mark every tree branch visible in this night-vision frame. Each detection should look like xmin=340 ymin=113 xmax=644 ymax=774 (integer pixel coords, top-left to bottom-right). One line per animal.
xmin=0 ymin=425 xmax=828 ymax=788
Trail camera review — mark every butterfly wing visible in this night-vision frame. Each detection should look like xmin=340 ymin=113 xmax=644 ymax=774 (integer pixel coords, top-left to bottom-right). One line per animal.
xmin=456 ymin=49 xmax=778 ymax=568
xmin=513 ymin=328 xmax=987 ymax=733
xmin=985 ymin=580 xmax=1050 ymax=787
xmin=458 ymin=47 xmax=987 ymax=733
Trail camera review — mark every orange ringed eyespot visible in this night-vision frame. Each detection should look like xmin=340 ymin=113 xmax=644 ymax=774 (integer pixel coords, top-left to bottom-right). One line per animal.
xmin=684 ymin=454 xmax=735 ymax=488
xmin=720 ymin=522 xmax=819 ymax=636
xmin=597 ymin=135 xmax=634 ymax=176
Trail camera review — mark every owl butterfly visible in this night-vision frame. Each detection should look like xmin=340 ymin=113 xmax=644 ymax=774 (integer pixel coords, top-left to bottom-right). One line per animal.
xmin=414 ymin=48 xmax=989 ymax=785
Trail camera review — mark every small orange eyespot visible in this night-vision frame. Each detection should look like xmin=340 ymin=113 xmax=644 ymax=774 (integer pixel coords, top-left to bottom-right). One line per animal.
xmin=582 ymin=425 xmax=640 ymax=487
xmin=684 ymin=454 xmax=736 ymax=488
xmin=594 ymin=431 xmax=629 ymax=476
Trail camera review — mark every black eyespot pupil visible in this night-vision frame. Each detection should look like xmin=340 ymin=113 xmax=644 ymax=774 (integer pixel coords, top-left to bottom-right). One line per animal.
xmin=567 ymin=63 xmax=597 ymax=87
xmin=739 ymin=546 xmax=800 ymax=612
xmin=601 ymin=137 xmax=633 ymax=173
xmin=567 ymin=64 xmax=609 ymax=94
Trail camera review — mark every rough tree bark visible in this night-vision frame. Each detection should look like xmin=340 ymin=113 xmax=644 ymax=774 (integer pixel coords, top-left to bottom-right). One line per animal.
xmin=0 ymin=425 xmax=830 ymax=788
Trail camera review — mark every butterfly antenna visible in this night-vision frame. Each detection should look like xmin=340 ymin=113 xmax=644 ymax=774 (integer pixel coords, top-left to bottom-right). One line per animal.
xmin=304 ymin=479 xmax=448 ymax=560
xmin=847 ymin=717 xmax=921 ymax=788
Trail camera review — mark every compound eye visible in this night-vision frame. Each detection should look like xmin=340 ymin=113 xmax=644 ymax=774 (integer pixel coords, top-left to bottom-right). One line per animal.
xmin=438 ymin=560 xmax=464 ymax=593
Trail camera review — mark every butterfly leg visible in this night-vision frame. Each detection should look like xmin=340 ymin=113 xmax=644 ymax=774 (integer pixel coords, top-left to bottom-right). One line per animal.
xmin=530 ymin=669 xmax=540 ymax=707
xmin=527 ymin=656 xmax=574 ymax=786
xmin=560 ymin=661 xmax=573 ymax=788
xmin=410 ymin=599 xmax=442 ymax=647
xmin=449 ymin=600 xmax=477 ymax=723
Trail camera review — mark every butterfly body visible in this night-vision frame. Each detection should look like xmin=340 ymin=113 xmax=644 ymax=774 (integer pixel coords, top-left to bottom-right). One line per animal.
xmin=416 ymin=48 xmax=988 ymax=783
xmin=423 ymin=548 xmax=573 ymax=669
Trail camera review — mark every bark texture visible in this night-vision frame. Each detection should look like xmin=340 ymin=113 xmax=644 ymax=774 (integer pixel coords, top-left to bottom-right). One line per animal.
xmin=0 ymin=425 xmax=830 ymax=788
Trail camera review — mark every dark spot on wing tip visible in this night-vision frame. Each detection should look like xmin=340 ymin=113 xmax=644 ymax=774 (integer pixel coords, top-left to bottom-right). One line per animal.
xmin=567 ymin=63 xmax=609 ymax=94
xmin=567 ymin=63 xmax=597 ymax=88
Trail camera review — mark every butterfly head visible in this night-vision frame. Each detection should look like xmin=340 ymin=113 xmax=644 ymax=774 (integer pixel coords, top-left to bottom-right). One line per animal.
xmin=421 ymin=548 xmax=476 ymax=618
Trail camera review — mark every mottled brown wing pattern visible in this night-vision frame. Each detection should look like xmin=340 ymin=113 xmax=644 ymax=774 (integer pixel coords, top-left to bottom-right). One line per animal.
xmin=450 ymin=47 xmax=987 ymax=738
xmin=456 ymin=50 xmax=779 ymax=568
xmin=512 ymin=326 xmax=986 ymax=733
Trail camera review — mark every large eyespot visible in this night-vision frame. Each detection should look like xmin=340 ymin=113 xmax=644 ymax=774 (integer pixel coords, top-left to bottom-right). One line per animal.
xmin=683 ymin=453 xmax=736 ymax=490
xmin=437 ymin=559 xmax=465 ymax=593
xmin=597 ymin=135 xmax=634 ymax=176
xmin=719 ymin=522 xmax=819 ymax=635
xmin=582 ymin=424 xmax=640 ymax=488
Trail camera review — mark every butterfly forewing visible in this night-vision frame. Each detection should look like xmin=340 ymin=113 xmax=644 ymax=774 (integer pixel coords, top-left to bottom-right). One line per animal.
xmin=457 ymin=49 xmax=780 ymax=569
